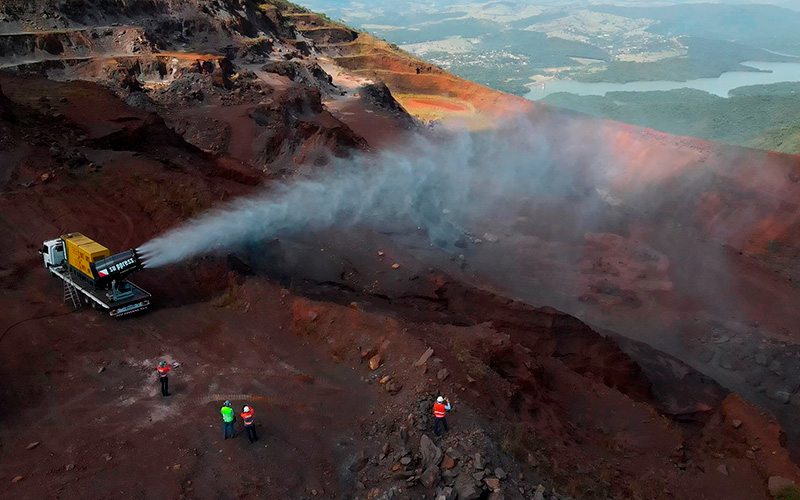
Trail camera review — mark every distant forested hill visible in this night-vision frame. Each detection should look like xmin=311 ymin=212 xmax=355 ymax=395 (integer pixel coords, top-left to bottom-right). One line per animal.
xmin=590 ymin=3 xmax=800 ymax=55
xmin=543 ymin=83 xmax=800 ymax=154
xmin=573 ymin=37 xmax=794 ymax=83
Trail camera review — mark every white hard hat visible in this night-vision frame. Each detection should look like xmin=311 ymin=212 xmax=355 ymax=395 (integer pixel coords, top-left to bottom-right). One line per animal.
xmin=437 ymin=396 xmax=444 ymax=403
xmin=243 ymin=406 xmax=250 ymax=412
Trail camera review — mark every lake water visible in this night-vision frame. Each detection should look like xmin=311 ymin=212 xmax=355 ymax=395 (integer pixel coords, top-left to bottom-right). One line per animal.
xmin=525 ymin=61 xmax=800 ymax=100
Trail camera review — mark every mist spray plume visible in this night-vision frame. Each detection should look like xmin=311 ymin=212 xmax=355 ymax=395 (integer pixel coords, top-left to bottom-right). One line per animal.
xmin=137 ymin=117 xmax=612 ymax=268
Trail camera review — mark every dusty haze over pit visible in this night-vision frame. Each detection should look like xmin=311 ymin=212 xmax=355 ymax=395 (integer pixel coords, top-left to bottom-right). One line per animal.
xmin=137 ymin=117 xmax=618 ymax=267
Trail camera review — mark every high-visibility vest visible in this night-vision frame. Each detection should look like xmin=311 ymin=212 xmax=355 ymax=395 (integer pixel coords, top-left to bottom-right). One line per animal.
xmin=241 ymin=410 xmax=254 ymax=426
xmin=221 ymin=406 xmax=234 ymax=423
xmin=433 ymin=402 xmax=447 ymax=419
xmin=157 ymin=365 xmax=170 ymax=377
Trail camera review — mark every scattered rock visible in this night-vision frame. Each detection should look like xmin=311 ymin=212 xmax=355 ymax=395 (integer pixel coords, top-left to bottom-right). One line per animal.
xmin=474 ymin=452 xmax=485 ymax=470
xmin=25 ymin=442 xmax=40 ymax=450
xmin=421 ymin=466 xmax=440 ymax=489
xmin=755 ymin=353 xmax=769 ymax=366
xmin=488 ymin=491 xmax=504 ymax=500
xmin=12 ymin=476 xmax=23 ymax=483
xmin=483 ymin=233 xmax=499 ymax=243
xmin=98 ymin=365 xmax=106 ymax=373
xmin=400 ymin=457 xmax=411 ymax=465
xmin=102 ymin=453 xmax=112 ymax=461
xmin=718 ymin=354 xmax=734 ymax=370
xmin=485 ymin=477 xmax=500 ymax=490
xmin=769 ymin=476 xmax=795 ymax=496
xmin=745 ymin=450 xmax=756 ymax=460
xmin=437 ymin=368 xmax=449 ymax=381
xmin=391 ymin=263 xmax=400 ymax=269
xmin=421 ymin=435 xmax=443 ymax=467
xmin=377 ymin=251 xmax=384 ymax=257
xmin=534 ymin=484 xmax=546 ymax=500
xmin=65 ymin=464 xmax=75 ymax=471
xmin=385 ymin=379 xmax=403 ymax=395
xmin=369 ymin=354 xmax=383 ymax=371
xmin=414 ymin=348 xmax=434 ymax=367
xmin=442 ymin=455 xmax=455 ymax=469
xmin=435 ymin=486 xmax=457 ymax=500
xmin=769 ymin=391 xmax=791 ymax=404
xmin=732 ymin=419 xmax=742 ymax=429
xmin=455 ymin=472 xmax=481 ymax=500
xmin=717 ymin=464 xmax=728 ymax=476
xmin=473 ymin=470 xmax=485 ymax=481
xmin=714 ymin=335 xmax=730 ymax=344
xmin=494 ymin=467 xmax=506 ymax=480
xmin=349 ymin=451 xmax=368 ymax=472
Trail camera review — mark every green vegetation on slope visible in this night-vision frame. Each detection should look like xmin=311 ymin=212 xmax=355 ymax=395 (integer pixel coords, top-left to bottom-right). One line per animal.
xmin=729 ymin=82 xmax=800 ymax=97
xmin=543 ymin=82 xmax=800 ymax=154
xmin=747 ymin=126 xmax=800 ymax=154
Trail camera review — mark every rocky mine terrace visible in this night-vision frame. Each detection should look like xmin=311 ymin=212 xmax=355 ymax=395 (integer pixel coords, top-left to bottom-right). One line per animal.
xmin=2 ymin=1 xmax=800 ymax=499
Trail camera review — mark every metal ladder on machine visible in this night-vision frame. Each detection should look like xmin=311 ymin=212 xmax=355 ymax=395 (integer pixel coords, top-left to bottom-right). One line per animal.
xmin=63 ymin=267 xmax=81 ymax=310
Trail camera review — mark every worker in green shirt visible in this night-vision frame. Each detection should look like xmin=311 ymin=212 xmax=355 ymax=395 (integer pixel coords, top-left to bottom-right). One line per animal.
xmin=221 ymin=400 xmax=235 ymax=439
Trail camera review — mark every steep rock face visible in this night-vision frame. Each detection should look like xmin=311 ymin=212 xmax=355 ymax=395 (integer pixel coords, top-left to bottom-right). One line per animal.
xmin=0 ymin=84 xmax=14 ymax=122
xmin=432 ymin=281 xmax=652 ymax=401
xmin=260 ymin=59 xmax=334 ymax=92
xmin=357 ymin=82 xmax=416 ymax=129
xmin=249 ymin=86 xmax=368 ymax=170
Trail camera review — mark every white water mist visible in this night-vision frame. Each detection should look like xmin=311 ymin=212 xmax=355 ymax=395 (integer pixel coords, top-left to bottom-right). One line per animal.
xmin=138 ymin=117 xmax=612 ymax=267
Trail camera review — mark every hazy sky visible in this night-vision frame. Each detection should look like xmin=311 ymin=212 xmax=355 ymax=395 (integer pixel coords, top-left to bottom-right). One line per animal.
xmin=304 ymin=0 xmax=800 ymax=13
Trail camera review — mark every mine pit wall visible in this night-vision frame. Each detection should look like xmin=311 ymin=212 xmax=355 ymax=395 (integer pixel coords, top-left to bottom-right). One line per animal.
xmin=0 ymin=26 xmax=153 ymax=64
xmin=0 ymin=0 xmax=297 ymax=41
xmin=2 ymin=53 xmax=230 ymax=93
xmin=236 ymin=238 xmax=729 ymax=420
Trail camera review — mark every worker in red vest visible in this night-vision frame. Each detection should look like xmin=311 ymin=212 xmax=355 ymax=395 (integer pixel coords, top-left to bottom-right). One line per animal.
xmin=433 ymin=395 xmax=451 ymax=436
xmin=241 ymin=405 xmax=258 ymax=443
xmin=157 ymin=361 xmax=171 ymax=397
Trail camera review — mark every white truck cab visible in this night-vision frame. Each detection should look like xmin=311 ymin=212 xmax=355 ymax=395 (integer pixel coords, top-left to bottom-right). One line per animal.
xmin=39 ymin=238 xmax=66 ymax=268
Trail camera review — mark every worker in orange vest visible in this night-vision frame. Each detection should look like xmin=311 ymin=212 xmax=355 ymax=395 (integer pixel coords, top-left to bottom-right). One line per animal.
xmin=433 ymin=395 xmax=451 ymax=436
xmin=157 ymin=361 xmax=171 ymax=397
xmin=241 ymin=405 xmax=258 ymax=443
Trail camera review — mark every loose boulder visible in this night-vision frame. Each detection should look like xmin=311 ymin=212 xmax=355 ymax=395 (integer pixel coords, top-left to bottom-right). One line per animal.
xmin=420 ymin=465 xmax=440 ymax=489
xmin=454 ymin=472 xmax=481 ymax=500
xmin=420 ymin=434 xmax=442 ymax=467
